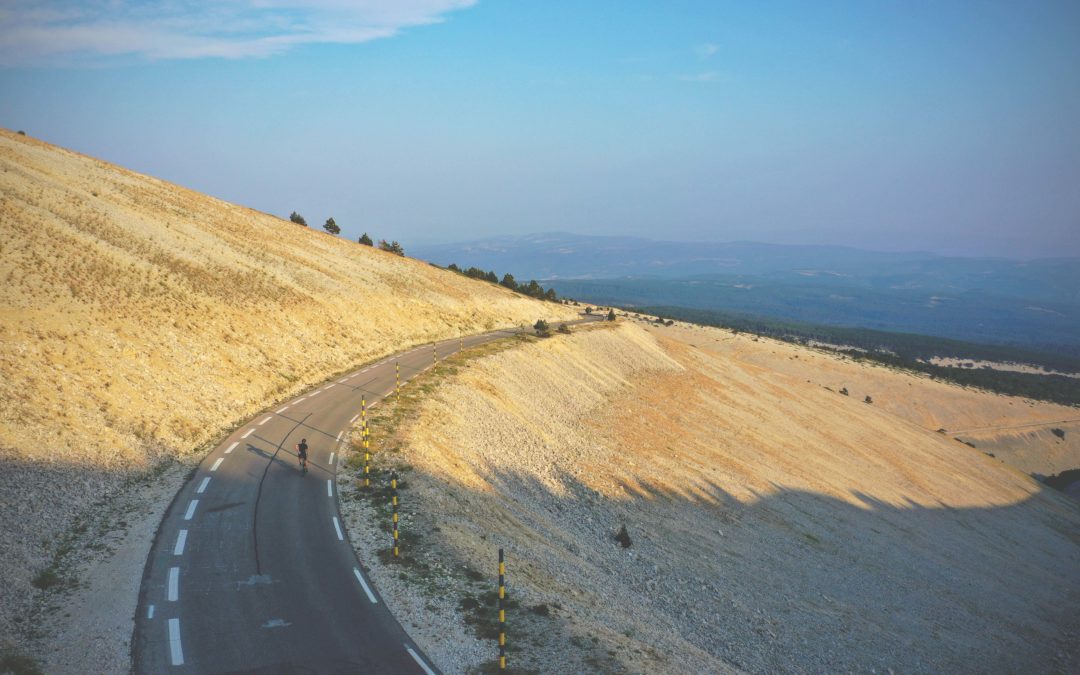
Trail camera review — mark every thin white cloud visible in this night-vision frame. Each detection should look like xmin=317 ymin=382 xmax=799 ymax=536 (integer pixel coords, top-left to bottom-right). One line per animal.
xmin=0 ymin=0 xmax=476 ymax=66
xmin=695 ymin=42 xmax=719 ymax=59
xmin=678 ymin=71 xmax=719 ymax=83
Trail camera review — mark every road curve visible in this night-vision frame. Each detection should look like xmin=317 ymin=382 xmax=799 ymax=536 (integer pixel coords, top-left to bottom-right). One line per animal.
xmin=132 ymin=316 xmax=596 ymax=673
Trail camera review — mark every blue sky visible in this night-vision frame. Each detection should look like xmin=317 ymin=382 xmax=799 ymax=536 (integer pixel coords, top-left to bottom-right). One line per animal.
xmin=2 ymin=1 xmax=1078 ymax=258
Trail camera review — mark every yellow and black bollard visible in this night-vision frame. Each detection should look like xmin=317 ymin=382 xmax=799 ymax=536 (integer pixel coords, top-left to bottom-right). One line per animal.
xmin=433 ymin=343 xmax=438 ymax=366
xmin=395 ymin=361 xmax=400 ymax=399
xmin=391 ymin=471 xmax=399 ymax=558
xmin=498 ymin=548 xmax=506 ymax=670
xmin=361 ymin=398 xmax=370 ymax=488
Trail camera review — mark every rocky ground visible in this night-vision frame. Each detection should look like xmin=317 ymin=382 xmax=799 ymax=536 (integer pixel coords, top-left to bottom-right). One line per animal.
xmin=336 ymin=318 xmax=1080 ymax=674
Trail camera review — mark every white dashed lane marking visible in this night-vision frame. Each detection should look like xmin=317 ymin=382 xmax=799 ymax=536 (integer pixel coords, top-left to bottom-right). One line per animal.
xmin=329 ymin=452 xmax=335 ymax=465
xmin=277 ymin=406 xmax=289 ymax=414
xmin=167 ymin=567 xmax=179 ymax=601
xmin=210 ymin=458 xmax=224 ymax=472
xmin=336 ymin=431 xmax=342 ymax=442
xmin=332 ymin=517 xmax=344 ymax=541
xmin=241 ymin=429 xmax=254 ymax=439
xmin=174 ymin=529 xmax=187 ymax=555
xmin=353 ymin=568 xmax=378 ymax=604
xmin=147 ymin=604 xmax=154 ymax=619
xmin=350 ymin=415 xmax=358 ymax=424
xmin=225 ymin=442 xmax=238 ymax=454
xmin=405 ymin=645 xmax=436 ymax=675
xmin=197 ymin=477 xmax=210 ymax=493
xmin=327 ymin=479 xmax=333 ymax=497
xmin=258 ymin=416 xmax=272 ymax=425
xmin=309 ymin=390 xmax=321 ymax=397
xmin=168 ymin=619 xmax=184 ymax=666
xmin=184 ymin=500 xmax=198 ymax=521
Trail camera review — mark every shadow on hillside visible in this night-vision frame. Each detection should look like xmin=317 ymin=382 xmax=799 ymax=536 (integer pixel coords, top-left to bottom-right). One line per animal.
xmin=395 ymin=460 xmax=1080 ymax=674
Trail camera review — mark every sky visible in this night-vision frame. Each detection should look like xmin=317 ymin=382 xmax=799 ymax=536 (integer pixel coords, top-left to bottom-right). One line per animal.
xmin=1 ymin=1 xmax=1078 ymax=258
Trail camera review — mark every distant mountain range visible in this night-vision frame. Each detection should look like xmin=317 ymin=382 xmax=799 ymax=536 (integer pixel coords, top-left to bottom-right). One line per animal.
xmin=411 ymin=233 xmax=1080 ymax=351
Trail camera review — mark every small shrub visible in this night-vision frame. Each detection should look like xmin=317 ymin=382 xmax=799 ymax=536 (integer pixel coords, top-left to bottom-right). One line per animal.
xmin=557 ymin=323 xmax=571 ymax=334
xmin=614 ymin=524 xmax=632 ymax=548
xmin=0 ymin=648 xmax=43 ymax=675
xmin=32 ymin=567 xmax=61 ymax=590
xmin=533 ymin=319 xmax=551 ymax=337
xmin=839 ymin=387 xmax=849 ymax=396
xmin=864 ymin=395 xmax=873 ymax=404
xmin=585 ymin=307 xmax=593 ymax=315
xmin=607 ymin=309 xmax=616 ymax=321
xmin=1051 ymin=428 xmax=1065 ymax=439
xmin=16 ymin=130 xmax=26 ymax=136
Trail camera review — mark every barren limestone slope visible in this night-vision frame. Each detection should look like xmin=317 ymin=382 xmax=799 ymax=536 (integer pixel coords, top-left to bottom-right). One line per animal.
xmin=383 ymin=320 xmax=1080 ymax=673
xmin=0 ymin=129 xmax=577 ymax=637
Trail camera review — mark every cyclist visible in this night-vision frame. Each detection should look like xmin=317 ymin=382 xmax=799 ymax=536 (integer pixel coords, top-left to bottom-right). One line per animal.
xmin=296 ymin=438 xmax=309 ymax=473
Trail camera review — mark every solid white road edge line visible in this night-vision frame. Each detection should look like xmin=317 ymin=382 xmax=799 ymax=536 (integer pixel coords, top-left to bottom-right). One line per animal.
xmin=197 ymin=477 xmax=211 ymax=493
xmin=168 ymin=618 xmax=184 ymax=666
xmin=332 ymin=517 xmax=344 ymax=541
xmin=336 ymin=431 xmax=342 ymax=442
xmin=147 ymin=604 xmax=154 ymax=619
xmin=327 ymin=479 xmax=333 ymax=497
xmin=353 ymin=568 xmax=378 ymax=604
xmin=174 ymin=530 xmax=187 ymax=556
xmin=241 ymin=429 xmax=254 ymax=439
xmin=225 ymin=442 xmax=238 ymax=454
xmin=167 ymin=567 xmax=179 ymax=601
xmin=405 ymin=645 xmax=436 ymax=675
xmin=258 ymin=416 xmax=272 ymax=425
xmin=184 ymin=500 xmax=198 ymax=521
xmin=210 ymin=458 xmax=224 ymax=472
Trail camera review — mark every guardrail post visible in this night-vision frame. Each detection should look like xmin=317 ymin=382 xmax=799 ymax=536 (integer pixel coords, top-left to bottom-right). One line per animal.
xmin=498 ymin=548 xmax=506 ymax=670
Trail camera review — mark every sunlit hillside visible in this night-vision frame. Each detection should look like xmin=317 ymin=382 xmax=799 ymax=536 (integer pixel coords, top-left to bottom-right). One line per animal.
xmin=356 ymin=320 xmax=1080 ymax=673
xmin=0 ymin=129 xmax=578 ymax=634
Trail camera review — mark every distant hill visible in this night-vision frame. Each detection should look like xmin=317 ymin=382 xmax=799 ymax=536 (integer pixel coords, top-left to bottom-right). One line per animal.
xmin=412 ymin=232 xmax=1080 ymax=351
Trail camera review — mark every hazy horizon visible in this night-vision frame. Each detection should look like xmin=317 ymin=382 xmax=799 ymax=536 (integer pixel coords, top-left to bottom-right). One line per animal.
xmin=2 ymin=1 xmax=1078 ymax=259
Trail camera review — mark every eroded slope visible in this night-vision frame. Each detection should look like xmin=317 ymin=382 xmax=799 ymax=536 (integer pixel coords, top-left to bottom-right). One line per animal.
xmin=379 ymin=320 xmax=1080 ymax=673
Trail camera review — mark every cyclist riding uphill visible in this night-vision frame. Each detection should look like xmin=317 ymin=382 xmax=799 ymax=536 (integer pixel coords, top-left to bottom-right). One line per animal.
xmin=296 ymin=438 xmax=309 ymax=472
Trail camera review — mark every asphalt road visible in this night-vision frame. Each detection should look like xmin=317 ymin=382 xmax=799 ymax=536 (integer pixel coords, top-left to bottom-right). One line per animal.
xmin=132 ymin=315 xmax=597 ymax=673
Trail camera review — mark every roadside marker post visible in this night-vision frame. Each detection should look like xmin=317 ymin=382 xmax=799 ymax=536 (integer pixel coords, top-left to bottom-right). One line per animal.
xmin=361 ymin=398 xmax=370 ymax=488
xmin=498 ymin=548 xmax=506 ymax=670
xmin=391 ymin=471 xmax=399 ymax=558
xmin=433 ymin=343 xmax=438 ymax=366
xmin=396 ymin=362 xmax=400 ymax=399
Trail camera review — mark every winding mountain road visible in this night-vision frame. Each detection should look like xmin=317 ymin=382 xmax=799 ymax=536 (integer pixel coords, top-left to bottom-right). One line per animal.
xmin=132 ymin=316 xmax=595 ymax=673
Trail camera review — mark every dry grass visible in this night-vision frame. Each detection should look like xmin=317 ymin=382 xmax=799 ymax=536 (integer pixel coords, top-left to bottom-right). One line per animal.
xmin=0 ymin=129 xmax=577 ymax=638
xmin=382 ymin=320 xmax=1080 ymax=673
